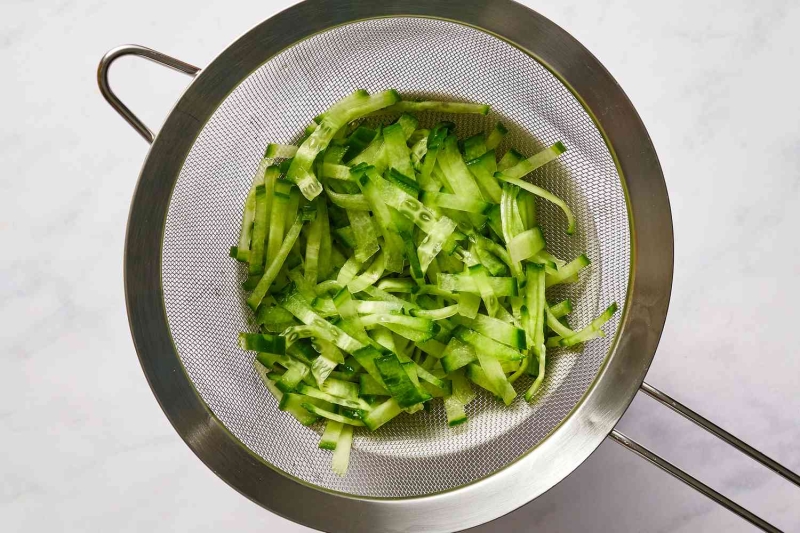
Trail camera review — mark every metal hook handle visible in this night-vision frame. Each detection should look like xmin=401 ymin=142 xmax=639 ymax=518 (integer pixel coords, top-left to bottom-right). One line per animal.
xmin=610 ymin=382 xmax=799 ymax=533
xmin=97 ymin=45 xmax=200 ymax=144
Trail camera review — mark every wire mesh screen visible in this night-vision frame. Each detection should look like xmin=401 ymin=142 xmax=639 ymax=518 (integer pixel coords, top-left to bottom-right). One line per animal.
xmin=161 ymin=17 xmax=630 ymax=498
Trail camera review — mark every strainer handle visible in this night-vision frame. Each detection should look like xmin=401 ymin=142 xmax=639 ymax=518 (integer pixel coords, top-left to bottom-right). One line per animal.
xmin=97 ymin=45 xmax=200 ymax=144
xmin=609 ymin=381 xmax=800 ymax=533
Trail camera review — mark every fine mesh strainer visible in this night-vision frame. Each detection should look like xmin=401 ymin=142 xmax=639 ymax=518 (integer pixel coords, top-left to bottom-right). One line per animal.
xmin=97 ymin=1 xmax=799 ymax=531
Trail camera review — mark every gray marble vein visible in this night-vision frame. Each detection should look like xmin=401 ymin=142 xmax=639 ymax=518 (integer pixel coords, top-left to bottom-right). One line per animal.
xmin=1 ymin=0 xmax=798 ymax=531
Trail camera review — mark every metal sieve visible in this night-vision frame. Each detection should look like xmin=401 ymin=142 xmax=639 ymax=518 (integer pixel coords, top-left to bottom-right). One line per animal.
xmin=98 ymin=1 xmax=798 ymax=531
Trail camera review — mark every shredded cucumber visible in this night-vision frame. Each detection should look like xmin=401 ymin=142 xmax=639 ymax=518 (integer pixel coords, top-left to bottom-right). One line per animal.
xmin=230 ymin=91 xmax=618 ymax=476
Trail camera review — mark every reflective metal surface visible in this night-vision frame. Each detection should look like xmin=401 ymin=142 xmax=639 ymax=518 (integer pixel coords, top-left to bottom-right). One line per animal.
xmin=97 ymin=45 xmax=199 ymax=143
xmin=609 ymin=430 xmax=781 ymax=533
xmin=110 ymin=0 xmax=673 ymax=531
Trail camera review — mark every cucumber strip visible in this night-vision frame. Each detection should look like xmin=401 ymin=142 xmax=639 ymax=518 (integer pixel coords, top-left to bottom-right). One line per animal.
xmin=363 ymin=397 xmax=403 ymax=431
xmin=500 ymin=142 xmax=566 ymax=180
xmin=371 ymin=173 xmax=439 ymax=233
xmin=326 ymin=189 xmax=371 ymax=210
xmin=358 ymin=170 xmax=405 ymax=272
xmin=485 ymin=122 xmax=508 ymax=150
xmin=265 ymin=143 xmax=298 ymax=159
xmin=471 ymin=233 xmax=513 ymax=270
xmin=454 ymin=326 xmax=524 ymax=362
xmin=423 ymin=380 xmax=451 ymax=398
xmin=254 ymin=360 xmax=283 ymax=401
xmin=354 ymin=300 xmax=405 ymax=314
xmin=383 ymin=123 xmax=415 ymax=178
xmin=417 ymin=338 xmax=447 ymax=358
xmin=500 ymin=183 xmax=524 ymax=242
xmin=518 ymin=191 xmax=537 ymax=229
xmin=304 ymin=199 xmax=323 ymax=285
xmin=237 ymin=332 xmax=286 ymax=354
xmin=409 ymin=305 xmax=458 ymax=320
xmin=276 ymin=362 xmax=310 ymax=393
xmin=351 ymin=346 xmax=388 ymax=388
xmin=317 ymin=200 xmax=332 ymax=280
xmin=377 ymin=172 xmax=418 ymax=202
xmin=508 ymin=227 xmax=546 ymax=264
xmin=474 ymin=243 xmax=508 ymax=277
xmin=297 ymin=384 xmax=370 ymax=410
xmin=249 ymin=168 xmax=276 ymax=274
xmin=350 ymin=125 xmax=386 ymax=170
xmin=371 ymin=327 xmax=396 ymax=353
xmin=524 ymin=264 xmax=547 ymax=399
xmin=414 ymin=362 xmax=448 ymax=390
xmin=456 ymin=292 xmax=481 ymax=319
xmin=315 ymin=280 xmax=343 ymax=296
xmin=319 ymin=420 xmax=343 ymax=450
xmin=465 ymin=364 xmax=496 ymax=396
xmin=455 ymin=314 xmax=526 ymax=350
xmin=468 ymin=264 xmax=500 ymax=317
xmin=347 ymin=251 xmax=386 ymax=294
xmin=279 ymin=291 xmax=365 ymax=354
xmin=381 ymin=323 xmax=436 ymax=342
xmin=438 ymin=273 xmax=518 ymax=297
xmin=343 ymin=126 xmax=377 ymax=162
xmin=421 ymin=191 xmax=490 ymax=214
xmin=462 ymin=133 xmax=487 ymax=160
xmin=336 ymin=256 xmax=363 ymax=286
xmin=236 ymin=177 xmax=259 ymax=262
xmin=376 ymin=100 xmax=490 ymax=115
xmin=396 ymin=114 xmax=419 ymax=139
xmin=498 ymin=148 xmax=523 ymax=171
xmin=443 ymin=394 xmax=467 ymax=426
xmin=438 ymin=134 xmax=484 ymax=201
xmin=359 ymin=373 xmax=390 ymax=396
xmin=279 ymin=393 xmax=322 ymax=425
xmin=229 ymin=246 xmax=244 ymax=261
xmin=545 ymin=305 xmax=576 ymax=338
xmin=419 ymin=123 xmax=449 ymax=191
xmin=331 ymin=424 xmax=354 ymax=476
xmin=377 ymin=278 xmax=417 ymax=293
xmin=360 ymin=313 xmax=437 ymax=333
xmin=486 ymin=204 xmax=503 ymax=240
xmin=477 ymin=351 xmax=516 ymax=405
xmin=316 ymin=338 xmax=346 ymax=364
xmin=287 ymin=268 xmax=316 ymax=301
xmin=346 ymin=209 xmax=380 ymax=263
xmin=321 ymin=163 xmax=354 ymax=181
xmin=408 ymin=128 xmax=430 ymax=146
xmin=415 ymin=285 xmax=459 ymax=299
xmin=451 ymin=367 xmax=476 ymax=405
xmin=550 ymin=299 xmax=573 ymax=318
xmin=247 ymin=214 xmax=309 ymax=310
xmin=418 ymin=217 xmax=458 ymax=273
xmin=288 ymin=90 xmax=400 ymax=200
xmin=508 ymin=355 xmax=528 ymax=384
xmin=265 ymin=181 xmax=291 ymax=268
xmin=545 ymin=254 xmax=590 ymax=287
xmin=310 ymin=354 xmax=338 ymax=386
xmin=494 ymin=172 xmax=576 ymax=235
xmin=375 ymin=354 xmax=432 ymax=408
xmin=440 ymin=337 xmax=477 ymax=373
xmin=301 ymin=403 xmax=365 ymax=426
xmin=466 ymin=150 xmax=502 ymax=204
xmin=410 ymin=136 xmax=428 ymax=171
xmin=361 ymin=286 xmax=417 ymax=311
xmin=560 ymin=303 xmax=618 ymax=347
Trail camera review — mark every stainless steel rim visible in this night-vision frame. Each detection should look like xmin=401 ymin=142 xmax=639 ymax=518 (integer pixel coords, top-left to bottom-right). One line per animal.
xmin=123 ymin=1 xmax=672 ymax=531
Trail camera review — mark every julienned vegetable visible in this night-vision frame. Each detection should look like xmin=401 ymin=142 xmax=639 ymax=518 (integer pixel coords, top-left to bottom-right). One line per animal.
xmin=230 ymin=90 xmax=618 ymax=476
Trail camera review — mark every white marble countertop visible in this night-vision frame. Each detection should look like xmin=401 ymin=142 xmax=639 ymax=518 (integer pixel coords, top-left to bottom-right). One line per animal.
xmin=2 ymin=0 xmax=799 ymax=531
